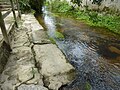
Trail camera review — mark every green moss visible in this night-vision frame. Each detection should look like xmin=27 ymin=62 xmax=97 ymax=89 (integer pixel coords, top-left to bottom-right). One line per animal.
xmin=85 ymin=82 xmax=92 ymax=90
xmin=55 ymin=31 xmax=64 ymax=39
xmin=31 ymin=68 xmax=37 ymax=75
xmin=49 ymin=37 xmax=56 ymax=44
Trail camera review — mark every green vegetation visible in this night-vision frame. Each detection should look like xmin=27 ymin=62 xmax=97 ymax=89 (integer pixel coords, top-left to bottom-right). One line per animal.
xmin=49 ymin=37 xmax=56 ymax=44
xmin=49 ymin=31 xmax=64 ymax=44
xmin=85 ymin=82 xmax=92 ymax=90
xmin=49 ymin=0 xmax=72 ymax=13
xmin=47 ymin=0 xmax=120 ymax=34
xmin=29 ymin=0 xmax=44 ymax=14
xmin=19 ymin=0 xmax=44 ymax=13
xmin=31 ymin=68 xmax=37 ymax=75
xmin=19 ymin=0 xmax=31 ymax=13
xmin=55 ymin=31 xmax=65 ymax=39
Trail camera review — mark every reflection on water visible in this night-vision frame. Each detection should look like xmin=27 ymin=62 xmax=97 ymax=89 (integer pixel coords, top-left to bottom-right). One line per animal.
xmin=36 ymin=9 xmax=120 ymax=90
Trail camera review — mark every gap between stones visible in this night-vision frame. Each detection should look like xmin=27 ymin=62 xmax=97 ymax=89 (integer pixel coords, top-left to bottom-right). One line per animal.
xmin=27 ymin=30 xmax=50 ymax=90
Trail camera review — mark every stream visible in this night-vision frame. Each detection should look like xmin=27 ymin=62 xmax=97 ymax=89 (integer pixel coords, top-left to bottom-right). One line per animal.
xmin=36 ymin=9 xmax=120 ymax=90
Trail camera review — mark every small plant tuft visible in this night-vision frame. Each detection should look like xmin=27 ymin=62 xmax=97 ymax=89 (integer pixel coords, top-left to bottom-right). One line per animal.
xmin=85 ymin=82 xmax=92 ymax=90
xmin=49 ymin=37 xmax=56 ymax=44
xmin=55 ymin=31 xmax=65 ymax=39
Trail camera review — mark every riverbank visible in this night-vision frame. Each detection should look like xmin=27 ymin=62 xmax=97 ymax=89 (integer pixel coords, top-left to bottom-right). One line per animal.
xmin=47 ymin=0 xmax=120 ymax=35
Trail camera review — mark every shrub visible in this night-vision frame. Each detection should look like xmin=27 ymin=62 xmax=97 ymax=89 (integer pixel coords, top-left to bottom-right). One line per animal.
xmin=49 ymin=0 xmax=72 ymax=13
xmin=47 ymin=0 xmax=120 ymax=34
xmin=19 ymin=0 xmax=31 ymax=13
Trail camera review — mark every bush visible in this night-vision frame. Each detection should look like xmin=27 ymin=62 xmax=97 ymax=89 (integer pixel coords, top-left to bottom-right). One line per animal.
xmin=19 ymin=0 xmax=44 ymax=14
xmin=49 ymin=0 xmax=72 ymax=13
xmin=19 ymin=0 xmax=31 ymax=13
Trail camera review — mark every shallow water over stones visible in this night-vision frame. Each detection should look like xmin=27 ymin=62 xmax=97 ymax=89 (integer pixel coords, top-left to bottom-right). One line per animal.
xmin=36 ymin=9 xmax=120 ymax=90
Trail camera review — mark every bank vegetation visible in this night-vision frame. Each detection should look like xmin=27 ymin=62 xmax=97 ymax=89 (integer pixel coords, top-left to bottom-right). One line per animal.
xmin=47 ymin=0 xmax=120 ymax=35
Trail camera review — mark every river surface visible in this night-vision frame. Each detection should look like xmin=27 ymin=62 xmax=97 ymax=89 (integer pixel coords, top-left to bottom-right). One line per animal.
xmin=36 ymin=9 xmax=120 ymax=90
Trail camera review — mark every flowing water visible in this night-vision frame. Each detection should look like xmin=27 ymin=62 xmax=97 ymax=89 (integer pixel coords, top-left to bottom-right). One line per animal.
xmin=36 ymin=9 xmax=120 ymax=90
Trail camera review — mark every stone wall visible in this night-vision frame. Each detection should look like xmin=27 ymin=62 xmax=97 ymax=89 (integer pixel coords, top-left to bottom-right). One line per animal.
xmin=0 ymin=24 xmax=15 ymax=74
xmin=0 ymin=41 xmax=10 ymax=74
xmin=67 ymin=0 xmax=120 ymax=13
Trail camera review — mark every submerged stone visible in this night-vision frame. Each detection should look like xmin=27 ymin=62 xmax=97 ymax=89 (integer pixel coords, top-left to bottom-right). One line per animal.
xmin=108 ymin=46 xmax=120 ymax=54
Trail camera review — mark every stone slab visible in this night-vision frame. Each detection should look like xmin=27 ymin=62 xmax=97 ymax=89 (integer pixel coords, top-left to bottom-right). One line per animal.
xmin=22 ymin=14 xmax=44 ymax=31
xmin=32 ymin=30 xmax=51 ymax=44
xmin=18 ymin=84 xmax=48 ymax=90
xmin=34 ymin=44 xmax=75 ymax=90
xmin=0 ymin=47 xmax=43 ymax=90
xmin=11 ymin=27 xmax=30 ymax=48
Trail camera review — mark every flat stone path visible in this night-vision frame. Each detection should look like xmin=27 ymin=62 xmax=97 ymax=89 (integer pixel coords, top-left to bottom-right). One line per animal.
xmin=0 ymin=14 xmax=75 ymax=90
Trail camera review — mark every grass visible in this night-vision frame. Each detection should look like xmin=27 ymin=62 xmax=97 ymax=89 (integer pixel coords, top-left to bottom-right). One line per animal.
xmin=47 ymin=0 xmax=120 ymax=35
